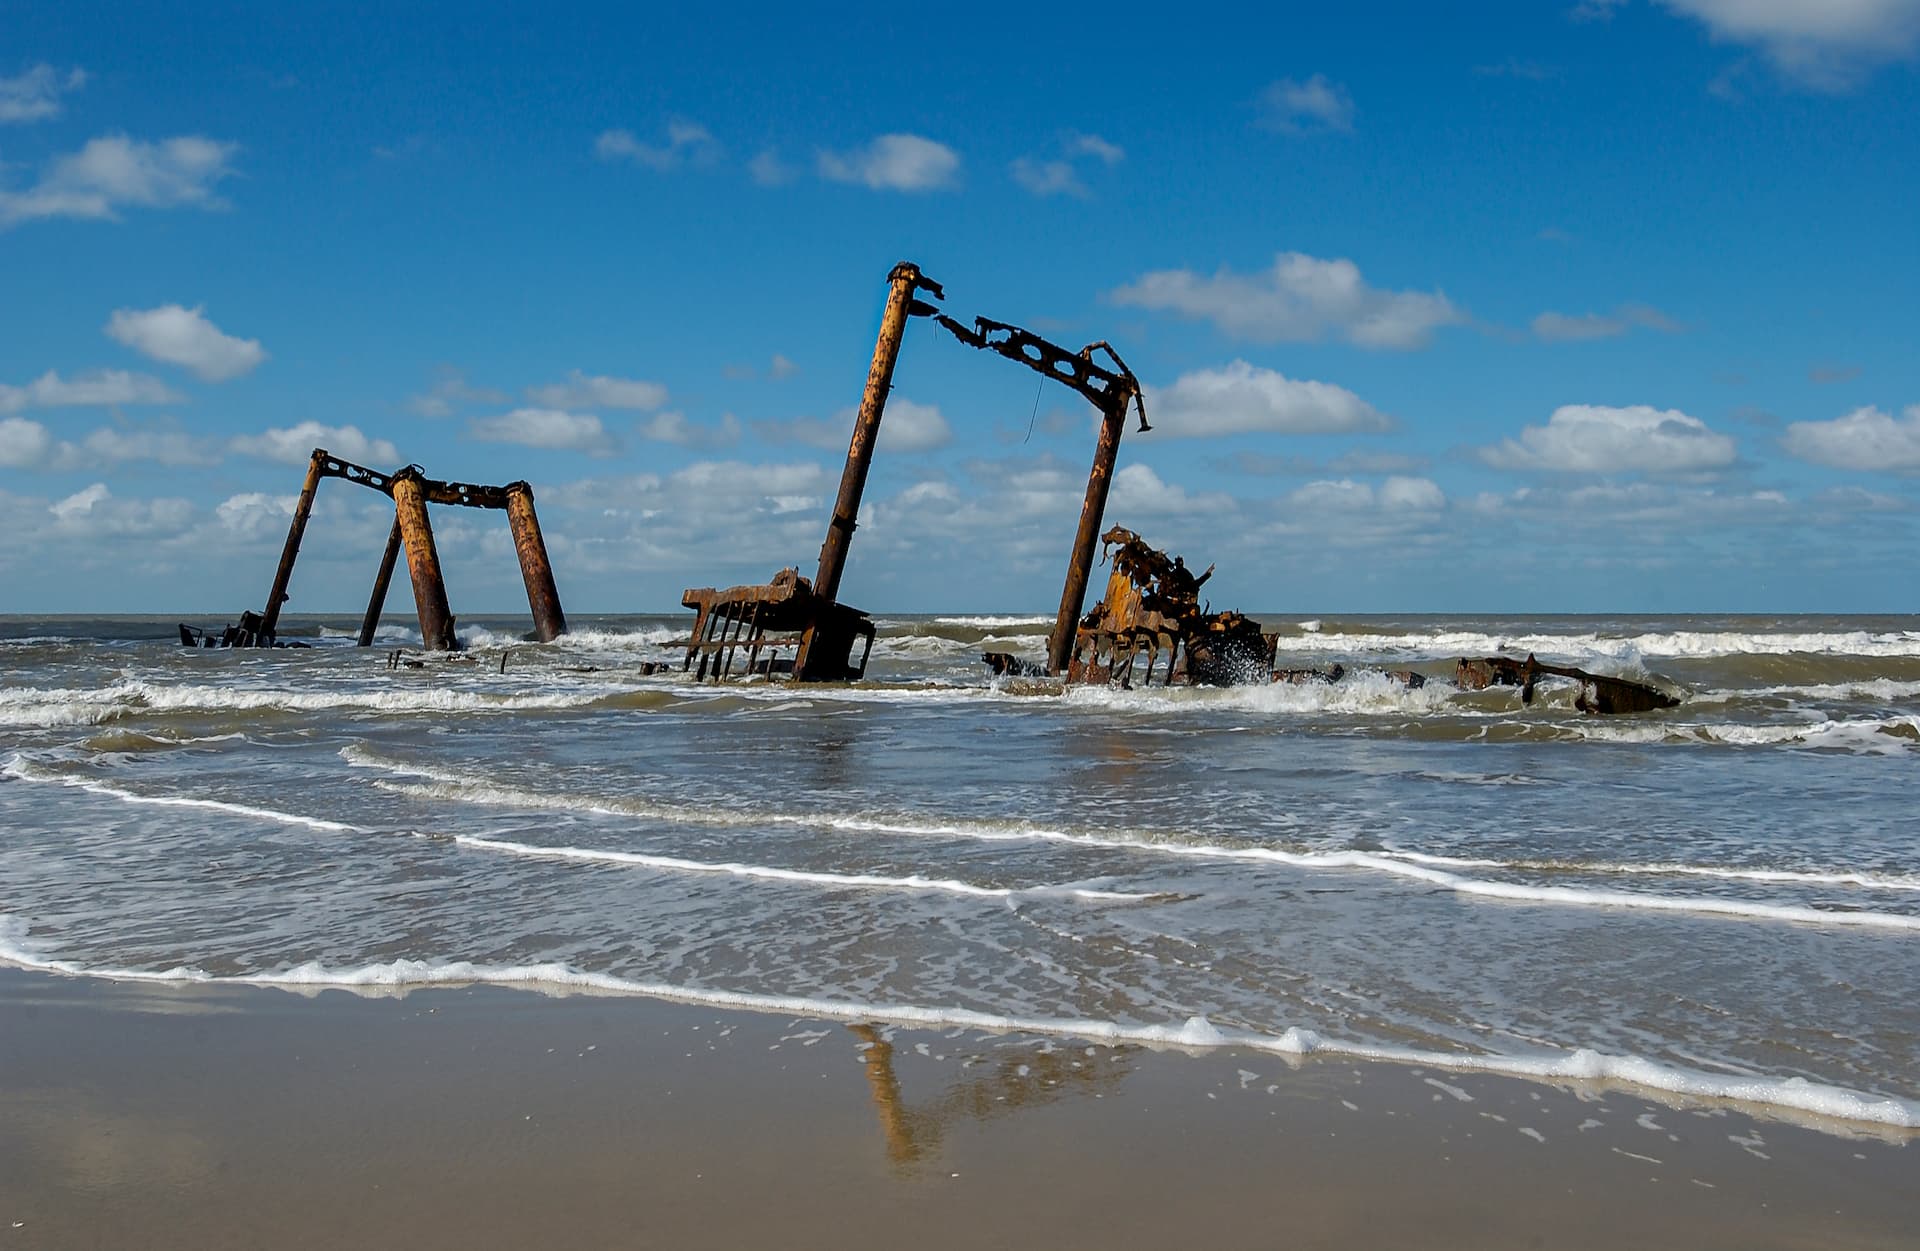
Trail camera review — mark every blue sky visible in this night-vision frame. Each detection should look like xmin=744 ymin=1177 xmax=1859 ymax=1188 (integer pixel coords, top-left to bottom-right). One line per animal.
xmin=4 ymin=1 xmax=1918 ymax=617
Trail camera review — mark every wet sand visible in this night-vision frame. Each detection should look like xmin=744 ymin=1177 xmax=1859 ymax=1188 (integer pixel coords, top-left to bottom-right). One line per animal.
xmin=0 ymin=968 xmax=1911 ymax=1250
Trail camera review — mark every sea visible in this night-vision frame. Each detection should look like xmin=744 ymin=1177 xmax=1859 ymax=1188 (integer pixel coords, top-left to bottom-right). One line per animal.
xmin=3 ymin=611 xmax=1917 ymax=1134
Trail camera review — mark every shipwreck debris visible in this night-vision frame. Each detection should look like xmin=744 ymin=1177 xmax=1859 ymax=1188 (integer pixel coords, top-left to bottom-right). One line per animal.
xmin=679 ymin=262 xmax=945 ymax=682
xmin=1456 ymin=653 xmax=1682 ymax=714
xmin=188 ymin=448 xmax=568 ymax=651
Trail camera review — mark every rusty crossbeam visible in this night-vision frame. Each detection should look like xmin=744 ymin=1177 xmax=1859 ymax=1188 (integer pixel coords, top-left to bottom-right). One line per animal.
xmin=929 ymin=316 xmax=1151 ymax=674
xmin=221 ymin=446 xmax=568 ymax=651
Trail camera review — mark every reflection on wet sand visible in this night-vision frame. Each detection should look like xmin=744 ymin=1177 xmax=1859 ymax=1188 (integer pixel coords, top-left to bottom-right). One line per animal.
xmin=850 ymin=1023 xmax=1133 ymax=1168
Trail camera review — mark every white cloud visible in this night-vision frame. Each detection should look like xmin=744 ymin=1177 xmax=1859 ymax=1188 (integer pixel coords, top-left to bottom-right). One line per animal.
xmin=46 ymin=482 xmax=194 ymax=537
xmin=768 ymin=353 xmax=799 ymax=380
xmin=215 ymin=491 xmax=299 ymax=540
xmin=1482 ymin=404 xmax=1738 ymax=473
xmin=104 ymin=304 xmax=266 ymax=381
xmin=0 ymin=134 xmax=239 ymax=227
xmin=407 ymin=368 xmax=507 ymax=417
xmin=50 ymin=427 xmax=222 ymax=470
xmin=524 ymin=369 xmax=668 ymax=411
xmin=1111 ymin=252 xmax=1465 ymax=349
xmin=1009 ymin=157 xmax=1083 ymax=198
xmin=817 ymin=133 xmax=960 ymax=192
xmin=1108 ymin=463 xmax=1236 ymax=516
xmin=1009 ymin=131 xmax=1126 ymax=198
xmin=748 ymin=149 xmax=796 ymax=186
xmin=468 ymin=407 xmax=616 ymax=456
xmin=1287 ymin=476 xmax=1447 ymax=512
xmin=760 ymin=398 xmax=950 ymax=454
xmin=1781 ymin=404 xmax=1920 ymax=473
xmin=229 ymin=421 xmax=401 ymax=466
xmin=0 ymin=369 xmax=183 ymax=413
xmin=0 ymin=64 xmax=86 ymax=124
xmin=1257 ymin=74 xmax=1355 ymax=133
xmin=639 ymin=410 xmax=742 ymax=448
xmin=1147 ymin=361 xmax=1392 ymax=438
xmin=594 ymin=119 xmax=721 ymax=170
xmin=1067 ymin=132 xmax=1125 ymax=165
xmin=1658 ymin=0 xmax=1920 ymax=89
xmin=0 ymin=417 xmax=51 ymax=467
xmin=1531 ymin=304 xmax=1682 ymax=341
xmin=1378 ymin=475 xmax=1447 ymax=510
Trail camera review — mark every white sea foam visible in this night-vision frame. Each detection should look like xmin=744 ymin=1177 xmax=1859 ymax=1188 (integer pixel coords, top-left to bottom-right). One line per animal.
xmin=345 ymin=747 xmax=1920 ymax=930
xmin=442 ymin=832 xmax=1152 ymax=902
xmin=0 ymin=917 xmax=1910 ymax=1132
xmin=1379 ymin=847 xmax=1920 ymax=893
xmin=1269 ymin=627 xmax=1920 ymax=661
xmin=2 ymin=755 xmax=359 ymax=833
xmin=1565 ymin=715 xmax=1919 ymax=753
xmin=0 ymin=678 xmax=647 ymax=728
xmin=925 ymin=613 xmax=1052 ymax=629
xmin=1064 ymin=671 xmax=1464 ymax=717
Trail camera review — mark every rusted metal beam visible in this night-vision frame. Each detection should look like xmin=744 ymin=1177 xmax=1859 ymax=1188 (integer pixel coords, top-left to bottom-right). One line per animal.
xmin=258 ymin=448 xmax=329 ymax=641
xmin=356 ymin=516 xmax=403 ymax=647
xmin=1050 ymin=388 xmax=1138 ymax=673
xmin=391 ymin=468 xmax=457 ymax=651
xmin=928 ymin=317 xmax=1150 ymax=675
xmin=812 ymin=261 xmax=944 ymax=604
xmin=505 ymin=481 xmax=566 ymax=642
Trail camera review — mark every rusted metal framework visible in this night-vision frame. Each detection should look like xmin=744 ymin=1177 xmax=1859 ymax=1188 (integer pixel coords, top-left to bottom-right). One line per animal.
xmin=680 ymin=260 xmax=1153 ymax=682
xmin=190 ymin=447 xmax=567 ymax=650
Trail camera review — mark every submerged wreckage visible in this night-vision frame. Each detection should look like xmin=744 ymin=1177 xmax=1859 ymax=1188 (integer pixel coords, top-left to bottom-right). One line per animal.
xmin=193 ymin=259 xmax=1683 ymax=716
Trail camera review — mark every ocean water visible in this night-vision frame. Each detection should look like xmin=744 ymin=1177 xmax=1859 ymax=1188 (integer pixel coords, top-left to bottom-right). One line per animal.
xmin=3 ymin=611 xmax=1918 ymax=1132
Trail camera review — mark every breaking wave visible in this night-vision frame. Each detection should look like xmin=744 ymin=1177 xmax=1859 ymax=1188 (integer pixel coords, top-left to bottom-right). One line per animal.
xmin=1 ymin=915 xmax=1910 ymax=1132
xmin=344 ymin=747 xmax=1920 ymax=930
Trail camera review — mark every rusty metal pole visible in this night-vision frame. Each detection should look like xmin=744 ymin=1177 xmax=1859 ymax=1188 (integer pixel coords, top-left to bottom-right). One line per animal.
xmin=1047 ymin=387 xmax=1136 ymax=674
xmin=259 ymin=448 xmax=328 ymax=642
xmin=356 ymin=515 xmax=403 ymax=646
xmin=813 ymin=261 xmax=924 ymax=604
xmin=391 ymin=469 xmax=457 ymax=651
xmin=504 ymin=482 xmax=567 ymax=642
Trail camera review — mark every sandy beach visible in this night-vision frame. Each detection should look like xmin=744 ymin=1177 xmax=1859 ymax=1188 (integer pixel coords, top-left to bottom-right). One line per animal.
xmin=1 ymin=967 xmax=1910 ymax=1250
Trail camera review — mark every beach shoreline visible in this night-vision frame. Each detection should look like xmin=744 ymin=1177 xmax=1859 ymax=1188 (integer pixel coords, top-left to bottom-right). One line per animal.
xmin=2 ymin=967 xmax=1910 ymax=1250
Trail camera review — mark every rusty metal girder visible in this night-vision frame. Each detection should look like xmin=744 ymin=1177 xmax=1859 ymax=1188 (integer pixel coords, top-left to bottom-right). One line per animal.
xmin=930 ymin=315 xmax=1149 ymax=431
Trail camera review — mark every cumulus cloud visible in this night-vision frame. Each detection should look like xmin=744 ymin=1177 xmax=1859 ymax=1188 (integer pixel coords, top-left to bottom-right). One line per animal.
xmin=50 ymin=426 xmax=222 ymax=470
xmin=45 ymin=482 xmax=194 ymax=537
xmin=468 ymin=408 xmax=617 ymax=456
xmin=1256 ymin=74 xmax=1355 ymax=133
xmin=748 ymin=149 xmax=796 ymax=186
xmin=1657 ymin=0 xmax=1920 ymax=90
xmin=229 ymin=422 xmax=400 ymax=466
xmin=757 ymin=398 xmax=951 ymax=454
xmin=524 ymin=369 xmax=668 ymax=411
xmin=817 ymin=134 xmax=960 ymax=192
xmin=594 ymin=119 xmax=722 ymax=170
xmin=0 ymin=369 xmax=183 ymax=413
xmin=0 ymin=64 xmax=86 ymax=124
xmin=0 ymin=134 xmax=239 ymax=227
xmin=1531 ymin=304 xmax=1682 ymax=341
xmin=1111 ymin=252 xmax=1466 ymax=349
xmin=1781 ymin=404 xmax=1920 ymax=473
xmin=1009 ymin=131 xmax=1126 ymax=198
xmin=406 ymin=367 xmax=507 ymax=417
xmin=104 ymin=304 xmax=266 ymax=381
xmin=1108 ymin=463 xmax=1236 ymax=515
xmin=639 ymin=410 xmax=742 ymax=448
xmin=1146 ymin=361 xmax=1392 ymax=437
xmin=0 ymin=417 xmax=52 ymax=467
xmin=1288 ymin=476 xmax=1446 ymax=511
xmin=1482 ymin=404 xmax=1738 ymax=473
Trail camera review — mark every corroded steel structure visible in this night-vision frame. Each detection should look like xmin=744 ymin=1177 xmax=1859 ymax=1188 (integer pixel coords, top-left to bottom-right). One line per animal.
xmin=189 ymin=447 xmax=567 ymax=650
